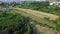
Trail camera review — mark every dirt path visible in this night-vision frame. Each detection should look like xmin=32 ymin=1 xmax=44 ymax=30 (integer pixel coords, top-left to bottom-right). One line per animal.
xmin=13 ymin=8 xmax=59 ymax=20
xmin=35 ymin=25 xmax=56 ymax=34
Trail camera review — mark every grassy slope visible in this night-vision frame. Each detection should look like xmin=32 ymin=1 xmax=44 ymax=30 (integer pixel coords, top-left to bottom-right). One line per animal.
xmin=9 ymin=8 xmax=57 ymax=34
xmin=15 ymin=2 xmax=60 ymax=16
xmin=0 ymin=5 xmax=60 ymax=34
xmin=13 ymin=3 xmax=60 ymax=32
xmin=10 ymin=7 xmax=60 ymax=32
xmin=0 ymin=11 xmax=33 ymax=34
xmin=9 ymin=6 xmax=59 ymax=29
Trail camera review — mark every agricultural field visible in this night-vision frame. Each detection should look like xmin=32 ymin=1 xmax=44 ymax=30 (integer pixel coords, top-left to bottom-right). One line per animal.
xmin=0 ymin=1 xmax=60 ymax=34
xmin=12 ymin=2 xmax=60 ymax=34
xmin=15 ymin=2 xmax=60 ymax=16
xmin=0 ymin=9 xmax=35 ymax=34
xmin=9 ymin=6 xmax=60 ymax=34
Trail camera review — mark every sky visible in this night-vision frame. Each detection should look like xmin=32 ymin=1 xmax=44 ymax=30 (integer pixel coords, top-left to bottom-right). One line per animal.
xmin=0 ymin=0 xmax=46 ymax=1
xmin=0 ymin=0 xmax=47 ymax=2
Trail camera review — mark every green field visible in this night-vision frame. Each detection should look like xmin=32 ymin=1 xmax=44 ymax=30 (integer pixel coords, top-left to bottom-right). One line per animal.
xmin=8 ymin=7 xmax=60 ymax=32
xmin=15 ymin=2 xmax=60 ymax=16
xmin=12 ymin=2 xmax=60 ymax=33
xmin=0 ymin=2 xmax=60 ymax=34
xmin=0 ymin=11 xmax=34 ymax=34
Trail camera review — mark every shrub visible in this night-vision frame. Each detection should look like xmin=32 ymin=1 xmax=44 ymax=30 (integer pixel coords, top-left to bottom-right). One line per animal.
xmin=0 ymin=12 xmax=33 ymax=34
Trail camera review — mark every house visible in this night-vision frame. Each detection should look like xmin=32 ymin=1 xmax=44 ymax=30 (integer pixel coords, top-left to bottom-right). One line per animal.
xmin=49 ymin=1 xmax=60 ymax=5
xmin=46 ymin=0 xmax=60 ymax=6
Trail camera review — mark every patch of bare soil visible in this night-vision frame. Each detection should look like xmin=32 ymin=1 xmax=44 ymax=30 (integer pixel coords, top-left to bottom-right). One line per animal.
xmin=35 ymin=25 xmax=57 ymax=34
xmin=14 ymin=8 xmax=59 ymax=20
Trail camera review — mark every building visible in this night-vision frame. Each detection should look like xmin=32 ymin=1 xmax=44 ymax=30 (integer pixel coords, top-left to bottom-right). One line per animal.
xmin=46 ymin=0 xmax=60 ymax=5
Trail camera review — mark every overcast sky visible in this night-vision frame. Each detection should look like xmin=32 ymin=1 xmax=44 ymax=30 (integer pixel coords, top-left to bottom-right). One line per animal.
xmin=0 ymin=0 xmax=47 ymax=2
xmin=0 ymin=0 xmax=46 ymax=1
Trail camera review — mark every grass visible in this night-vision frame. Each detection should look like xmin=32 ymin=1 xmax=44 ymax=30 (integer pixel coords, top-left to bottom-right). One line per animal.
xmin=14 ymin=2 xmax=60 ymax=16
xmin=10 ymin=7 xmax=60 ymax=32
xmin=0 ymin=11 xmax=33 ymax=34
xmin=1 ymin=5 xmax=60 ymax=33
xmin=10 ymin=7 xmax=55 ymax=27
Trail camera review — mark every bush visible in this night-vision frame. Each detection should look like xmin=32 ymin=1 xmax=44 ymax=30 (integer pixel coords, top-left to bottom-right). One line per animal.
xmin=0 ymin=12 xmax=33 ymax=34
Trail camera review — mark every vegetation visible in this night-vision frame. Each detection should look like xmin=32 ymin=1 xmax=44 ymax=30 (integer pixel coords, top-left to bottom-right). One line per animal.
xmin=0 ymin=1 xmax=60 ymax=34
xmin=0 ymin=11 xmax=33 ymax=34
xmin=15 ymin=2 xmax=60 ymax=16
xmin=13 ymin=2 xmax=60 ymax=32
xmin=13 ymin=3 xmax=60 ymax=32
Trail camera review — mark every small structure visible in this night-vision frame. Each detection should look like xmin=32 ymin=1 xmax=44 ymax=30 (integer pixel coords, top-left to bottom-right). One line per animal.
xmin=46 ymin=0 xmax=60 ymax=7
xmin=49 ymin=1 xmax=60 ymax=5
